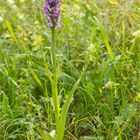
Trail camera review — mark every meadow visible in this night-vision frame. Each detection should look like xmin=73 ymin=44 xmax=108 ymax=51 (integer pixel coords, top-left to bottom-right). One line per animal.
xmin=0 ymin=0 xmax=140 ymax=139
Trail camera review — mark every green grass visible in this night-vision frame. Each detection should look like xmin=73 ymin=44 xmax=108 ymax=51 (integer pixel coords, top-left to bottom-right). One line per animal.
xmin=0 ymin=0 xmax=140 ymax=139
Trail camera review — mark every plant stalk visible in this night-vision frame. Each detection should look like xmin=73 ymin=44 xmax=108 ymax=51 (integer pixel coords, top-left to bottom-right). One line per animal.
xmin=51 ymin=27 xmax=60 ymax=140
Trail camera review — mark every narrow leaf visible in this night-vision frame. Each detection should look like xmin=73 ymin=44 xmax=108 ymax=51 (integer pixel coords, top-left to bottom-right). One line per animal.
xmin=4 ymin=20 xmax=18 ymax=46
xmin=30 ymin=69 xmax=44 ymax=91
xmin=57 ymin=78 xmax=81 ymax=140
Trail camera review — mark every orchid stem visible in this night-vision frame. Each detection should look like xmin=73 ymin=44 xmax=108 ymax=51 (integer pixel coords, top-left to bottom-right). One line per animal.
xmin=51 ymin=27 xmax=60 ymax=139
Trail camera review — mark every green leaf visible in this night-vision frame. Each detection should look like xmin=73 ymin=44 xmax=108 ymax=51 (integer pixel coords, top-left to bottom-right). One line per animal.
xmin=57 ymin=78 xmax=81 ymax=140
xmin=37 ymin=129 xmax=54 ymax=140
xmin=2 ymin=94 xmax=13 ymax=117
xmin=80 ymin=135 xmax=104 ymax=140
xmin=30 ymin=69 xmax=44 ymax=91
xmin=4 ymin=20 xmax=18 ymax=46
xmin=94 ymin=17 xmax=114 ymax=60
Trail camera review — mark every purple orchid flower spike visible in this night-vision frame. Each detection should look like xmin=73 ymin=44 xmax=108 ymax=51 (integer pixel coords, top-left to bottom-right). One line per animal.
xmin=44 ymin=0 xmax=61 ymax=28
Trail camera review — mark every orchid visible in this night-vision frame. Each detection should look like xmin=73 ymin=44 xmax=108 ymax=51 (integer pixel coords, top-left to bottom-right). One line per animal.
xmin=44 ymin=0 xmax=61 ymax=28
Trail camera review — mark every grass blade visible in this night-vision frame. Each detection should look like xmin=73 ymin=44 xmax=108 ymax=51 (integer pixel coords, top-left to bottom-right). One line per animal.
xmin=30 ymin=69 xmax=44 ymax=91
xmin=57 ymin=78 xmax=81 ymax=140
xmin=4 ymin=20 xmax=18 ymax=47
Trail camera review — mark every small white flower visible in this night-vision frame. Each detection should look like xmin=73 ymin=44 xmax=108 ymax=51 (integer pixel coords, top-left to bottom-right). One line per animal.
xmin=50 ymin=130 xmax=56 ymax=137
xmin=0 ymin=17 xmax=3 ymax=22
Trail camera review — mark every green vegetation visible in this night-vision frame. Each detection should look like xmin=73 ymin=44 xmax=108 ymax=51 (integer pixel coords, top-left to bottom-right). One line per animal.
xmin=0 ymin=0 xmax=140 ymax=139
